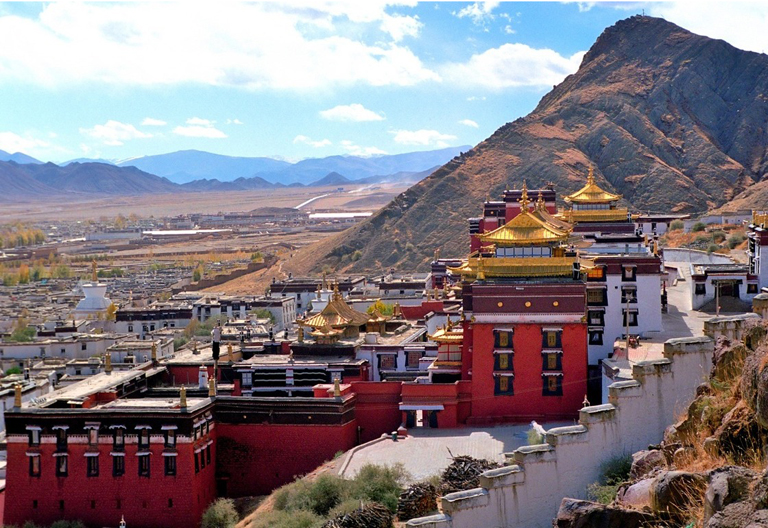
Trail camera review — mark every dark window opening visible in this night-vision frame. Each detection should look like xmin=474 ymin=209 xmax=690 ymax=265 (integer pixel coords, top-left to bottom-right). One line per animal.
xmin=589 ymin=330 xmax=604 ymax=346
xmin=87 ymin=456 xmax=99 ymax=477
xmin=494 ymin=375 xmax=514 ymax=396
xmin=623 ymin=310 xmax=639 ymax=327
xmin=493 ymin=330 xmax=513 ymax=349
xmin=56 ymin=455 xmax=68 ymax=477
xmin=138 ymin=456 xmax=150 ymax=477
xmin=165 ymin=456 xmax=176 ymax=476
xmin=29 ymin=456 xmax=40 ymax=477
xmin=543 ymin=376 xmax=563 ymax=396
xmin=113 ymin=456 xmax=125 ymax=477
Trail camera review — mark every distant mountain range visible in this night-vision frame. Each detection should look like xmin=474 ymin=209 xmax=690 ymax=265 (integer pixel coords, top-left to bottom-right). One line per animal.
xmin=0 ymin=146 xmax=465 ymax=201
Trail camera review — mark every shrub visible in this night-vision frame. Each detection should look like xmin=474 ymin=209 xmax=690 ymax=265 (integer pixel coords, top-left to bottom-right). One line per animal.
xmin=349 ymin=463 xmax=408 ymax=512
xmin=50 ymin=522 xmax=86 ymax=528
xmin=4 ymin=366 xmax=22 ymax=375
xmin=695 ymin=235 xmax=711 ymax=244
xmin=586 ymin=454 xmax=632 ymax=505
xmin=251 ymin=510 xmax=324 ymax=528
xmin=692 ymin=221 xmax=707 ymax=232
xmin=527 ymin=428 xmax=544 ymax=445
xmin=728 ymin=234 xmax=746 ymax=249
xmin=306 ymin=474 xmax=345 ymax=515
xmin=670 ymin=220 xmax=684 ymax=231
xmin=711 ymin=230 xmax=726 ymax=243
xmin=350 ymin=250 xmax=362 ymax=262
xmin=173 ymin=336 xmax=189 ymax=351
xmin=707 ymin=244 xmax=720 ymax=254
xmin=201 ymin=498 xmax=239 ymax=528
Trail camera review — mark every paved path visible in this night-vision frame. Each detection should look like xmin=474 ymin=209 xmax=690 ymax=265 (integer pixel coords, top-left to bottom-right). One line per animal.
xmin=341 ymin=421 xmax=572 ymax=482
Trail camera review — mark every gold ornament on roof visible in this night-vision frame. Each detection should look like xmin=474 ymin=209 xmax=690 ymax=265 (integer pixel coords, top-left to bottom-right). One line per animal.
xmin=519 ymin=180 xmax=530 ymax=210
xmin=91 ymin=260 xmax=98 ymax=282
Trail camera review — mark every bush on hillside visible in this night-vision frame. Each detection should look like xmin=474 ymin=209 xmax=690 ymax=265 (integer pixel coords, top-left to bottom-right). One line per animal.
xmin=692 ymin=221 xmax=707 ymax=232
xmin=201 ymin=498 xmax=239 ymax=528
xmin=669 ymin=220 xmax=684 ymax=231
xmin=586 ymin=454 xmax=632 ymax=505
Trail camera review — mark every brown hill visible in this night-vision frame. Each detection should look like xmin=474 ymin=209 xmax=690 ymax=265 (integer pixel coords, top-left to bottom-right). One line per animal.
xmin=298 ymin=15 xmax=768 ymax=273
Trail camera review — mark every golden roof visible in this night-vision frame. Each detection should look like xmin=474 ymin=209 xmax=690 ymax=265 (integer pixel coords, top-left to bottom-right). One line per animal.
xmin=532 ymin=191 xmax=572 ymax=231
xmin=301 ymin=284 xmax=369 ymax=329
xmin=564 ymin=167 xmax=621 ymax=204
xmin=449 ymin=256 xmax=575 ymax=279
xmin=429 ymin=320 xmax=463 ymax=343
xmin=479 ymin=200 xmax=569 ymax=246
xmin=310 ymin=324 xmax=344 ymax=337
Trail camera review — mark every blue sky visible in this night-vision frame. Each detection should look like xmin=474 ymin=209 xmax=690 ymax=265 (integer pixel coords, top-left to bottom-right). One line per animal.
xmin=0 ymin=1 xmax=766 ymax=163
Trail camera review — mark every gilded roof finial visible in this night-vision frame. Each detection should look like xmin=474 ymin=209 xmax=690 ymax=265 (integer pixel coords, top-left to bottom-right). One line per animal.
xmin=333 ymin=378 xmax=341 ymax=398
xmin=179 ymin=386 xmax=187 ymax=409
xmin=477 ymin=255 xmax=486 ymax=280
xmin=536 ymin=192 xmax=545 ymax=211
xmin=14 ymin=383 xmax=22 ymax=409
xmin=519 ymin=180 xmax=530 ymax=211
xmin=208 ymin=377 xmax=216 ymax=398
xmin=151 ymin=342 xmax=157 ymax=362
xmin=91 ymin=259 xmax=98 ymax=283
xmin=434 ymin=247 xmax=440 ymax=262
xmin=332 ymin=281 xmax=341 ymax=301
xmin=587 ymin=165 xmax=595 ymax=185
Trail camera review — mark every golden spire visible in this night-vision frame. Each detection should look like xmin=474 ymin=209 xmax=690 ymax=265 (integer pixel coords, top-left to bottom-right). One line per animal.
xmin=587 ymin=165 xmax=595 ymax=185
xmin=91 ymin=259 xmax=98 ymax=282
xmin=208 ymin=377 xmax=216 ymax=397
xmin=179 ymin=386 xmax=187 ymax=409
xmin=477 ymin=254 xmax=486 ymax=280
xmin=536 ymin=192 xmax=545 ymax=211
xmin=322 ymin=272 xmax=327 ymax=291
xmin=227 ymin=343 xmax=233 ymax=361
xmin=434 ymin=247 xmax=440 ymax=261
xmin=298 ymin=325 xmax=304 ymax=343
xmin=393 ymin=302 xmax=401 ymax=317
xmin=333 ymin=378 xmax=341 ymax=397
xmin=151 ymin=342 xmax=158 ymax=362
xmin=14 ymin=383 xmax=22 ymax=409
xmin=446 ymin=318 xmax=453 ymax=331
xmin=519 ymin=180 xmax=530 ymax=211
xmin=105 ymin=353 xmax=112 ymax=374
xmin=332 ymin=281 xmax=341 ymax=301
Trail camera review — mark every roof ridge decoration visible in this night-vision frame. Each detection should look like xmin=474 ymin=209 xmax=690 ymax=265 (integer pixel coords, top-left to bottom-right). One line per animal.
xmin=479 ymin=196 xmax=569 ymax=246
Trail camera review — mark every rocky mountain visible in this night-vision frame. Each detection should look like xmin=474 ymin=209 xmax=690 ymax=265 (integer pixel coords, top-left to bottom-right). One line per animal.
xmin=310 ymin=172 xmax=350 ymax=187
xmin=0 ymin=160 xmax=177 ymax=200
xmin=0 ymin=149 xmax=41 ymax=164
xmin=303 ymin=16 xmax=768 ymax=273
xmin=181 ymin=175 xmax=279 ymax=192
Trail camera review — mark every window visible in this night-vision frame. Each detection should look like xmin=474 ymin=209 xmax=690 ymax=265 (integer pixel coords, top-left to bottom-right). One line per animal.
xmin=138 ymin=455 xmax=150 ymax=477
xmin=55 ymin=429 xmax=68 ymax=452
xmin=542 ymin=353 xmax=561 ymax=371
xmin=543 ymin=375 xmax=563 ymax=396
xmin=29 ymin=455 xmax=41 ymax=477
xmin=56 ymin=455 xmax=68 ymax=477
xmin=378 ymin=355 xmax=396 ymax=370
xmin=206 ymin=446 xmax=211 ymax=465
xmin=168 ymin=498 xmax=174 ymax=508
xmin=494 ymin=375 xmax=514 ymax=396
xmin=623 ymin=310 xmax=639 ymax=327
xmin=200 ymin=451 xmax=206 ymax=469
xmin=406 ymin=350 xmax=422 ymax=369
xmin=588 ymin=310 xmax=604 ymax=326
xmin=128 ymin=325 xmax=133 ymax=332
xmin=494 ymin=352 xmax=513 ymax=371
xmin=589 ymin=330 xmax=604 ymax=346
xmin=138 ymin=429 xmax=150 ymax=450
xmin=695 ymin=283 xmax=706 ymax=295
xmin=241 ymin=372 xmax=253 ymax=386
xmin=81 ymin=343 xmax=87 ymax=351
xmin=586 ymin=266 xmax=605 ymax=281
xmin=87 ymin=456 xmax=99 ymax=477
xmin=164 ymin=456 xmax=176 ymax=476
xmin=195 ymin=454 xmax=200 ymax=474
xmin=587 ymin=289 xmax=606 ymax=306
xmin=164 ymin=430 xmax=176 ymax=448
xmin=493 ymin=330 xmax=513 ymax=349
xmin=113 ymin=456 xmax=125 ymax=477
xmin=88 ymin=428 xmax=99 ymax=446
xmin=113 ymin=429 xmax=125 ymax=451
xmin=621 ymin=287 xmax=637 ymax=304
xmin=541 ymin=330 xmax=562 ymax=349
xmin=622 ymin=266 xmax=636 ymax=282
xmin=28 ymin=428 xmax=40 ymax=447
xmin=748 ymin=283 xmax=759 ymax=294
xmin=33 ymin=500 xmax=38 ymax=509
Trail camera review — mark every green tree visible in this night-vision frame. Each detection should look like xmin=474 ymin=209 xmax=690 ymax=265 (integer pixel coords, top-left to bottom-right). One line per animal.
xmin=692 ymin=221 xmax=707 ymax=232
xmin=669 ymin=220 xmax=684 ymax=231
xmin=249 ymin=308 xmax=276 ymax=324
xmin=367 ymin=300 xmax=394 ymax=316
xmin=8 ymin=318 xmax=35 ymax=342
xmin=201 ymin=498 xmax=238 ymax=528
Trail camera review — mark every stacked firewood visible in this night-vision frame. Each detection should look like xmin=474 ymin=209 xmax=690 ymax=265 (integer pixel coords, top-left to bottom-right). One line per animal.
xmin=396 ymin=482 xmax=439 ymax=520
xmin=322 ymin=502 xmax=393 ymax=528
xmin=439 ymin=455 xmax=501 ymax=495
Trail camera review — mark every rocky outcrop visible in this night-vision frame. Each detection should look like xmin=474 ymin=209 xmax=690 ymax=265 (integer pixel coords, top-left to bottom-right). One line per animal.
xmin=553 ymin=498 xmax=656 ymax=528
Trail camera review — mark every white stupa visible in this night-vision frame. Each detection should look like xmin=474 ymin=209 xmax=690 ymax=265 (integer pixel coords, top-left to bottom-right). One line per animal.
xmin=73 ymin=261 xmax=112 ymax=319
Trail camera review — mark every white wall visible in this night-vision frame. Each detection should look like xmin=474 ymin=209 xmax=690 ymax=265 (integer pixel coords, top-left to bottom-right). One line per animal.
xmin=406 ymin=326 xmax=733 ymax=528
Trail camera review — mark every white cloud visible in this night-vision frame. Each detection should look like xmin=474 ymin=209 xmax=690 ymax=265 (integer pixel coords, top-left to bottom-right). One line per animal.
xmin=0 ymin=3 xmax=438 ymax=90
xmin=504 ymin=25 xmax=515 ymax=35
xmin=650 ymin=1 xmax=768 ymax=54
xmin=173 ymin=122 xmax=227 ymax=139
xmin=185 ymin=117 xmax=213 ymax=126
xmin=467 ymin=96 xmax=486 ymax=101
xmin=79 ymin=120 xmax=152 ymax=146
xmin=454 ymin=1 xmax=500 ymax=25
xmin=141 ymin=117 xmax=166 ymax=126
xmin=459 ymin=119 xmax=479 ymax=128
xmin=226 ymin=119 xmax=244 ymax=125
xmin=391 ymin=129 xmax=457 ymax=148
xmin=0 ymin=131 xmax=50 ymax=153
xmin=577 ymin=2 xmax=596 ymax=12
xmin=294 ymin=135 xmax=332 ymax=148
xmin=319 ymin=103 xmax=385 ymax=122
xmin=444 ymin=44 xmax=585 ymax=88
xmin=341 ymin=140 xmax=387 ymax=157
xmin=380 ymin=13 xmax=422 ymax=42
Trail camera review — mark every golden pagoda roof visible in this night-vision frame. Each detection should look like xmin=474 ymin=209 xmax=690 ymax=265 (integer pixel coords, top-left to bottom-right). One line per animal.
xmin=449 ymin=255 xmax=575 ymax=279
xmin=310 ymin=324 xmax=344 ymax=337
xmin=429 ymin=320 xmax=463 ymax=343
xmin=301 ymin=285 xmax=369 ymax=329
xmin=532 ymin=191 xmax=572 ymax=231
xmin=564 ymin=167 xmax=621 ymax=204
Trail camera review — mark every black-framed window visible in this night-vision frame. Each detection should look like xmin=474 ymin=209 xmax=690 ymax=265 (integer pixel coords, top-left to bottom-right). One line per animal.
xmin=694 ymin=283 xmax=706 ymax=295
xmin=113 ymin=429 xmax=125 ymax=451
xmin=589 ymin=330 xmax=604 ymax=345
xmin=623 ymin=310 xmax=639 ymax=327
xmin=29 ymin=455 xmax=41 ymax=477
xmin=543 ymin=376 xmax=563 ymax=396
xmin=87 ymin=456 xmax=99 ymax=477
xmin=164 ymin=430 xmax=176 ymax=448
xmin=494 ymin=352 xmax=513 ymax=371
xmin=542 ymin=353 xmax=562 ymax=371
xmin=55 ymin=455 xmax=68 ymax=477
xmin=164 ymin=456 xmax=176 ymax=476
xmin=195 ymin=454 xmax=200 ymax=474
xmin=206 ymin=446 xmax=211 ymax=465
xmin=378 ymin=354 xmax=396 ymax=370
xmin=138 ymin=429 xmax=150 ymax=450
xmin=748 ymin=283 xmax=759 ymax=294
xmin=541 ymin=330 xmax=562 ymax=349
xmin=493 ymin=330 xmax=513 ymax=349
xmin=55 ymin=429 xmax=68 ymax=452
xmin=587 ymin=288 xmax=607 ymax=306
xmin=28 ymin=429 xmax=40 ymax=447
xmin=138 ymin=455 xmax=150 ymax=477
xmin=621 ymin=287 xmax=637 ymax=304
xmin=406 ymin=350 xmax=422 ymax=369
xmin=622 ymin=266 xmax=637 ymax=282
xmin=113 ymin=456 xmax=125 ymax=477
xmin=586 ymin=266 xmax=606 ymax=281
xmin=494 ymin=375 xmax=514 ymax=396
xmin=200 ymin=451 xmax=206 ymax=469
xmin=588 ymin=310 xmax=604 ymax=326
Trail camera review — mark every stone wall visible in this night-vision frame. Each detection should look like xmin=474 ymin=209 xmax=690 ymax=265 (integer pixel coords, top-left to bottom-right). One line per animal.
xmin=405 ymin=321 xmax=746 ymax=528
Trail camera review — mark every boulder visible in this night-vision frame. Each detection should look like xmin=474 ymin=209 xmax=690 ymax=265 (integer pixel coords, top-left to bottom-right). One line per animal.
xmin=630 ymin=450 xmax=666 ymax=479
xmin=712 ymin=342 xmax=748 ymax=382
xmin=740 ymin=344 xmax=768 ymax=429
xmin=651 ymin=471 xmax=707 ymax=521
xmin=742 ymin=322 xmax=768 ymax=352
xmin=712 ymin=400 xmax=767 ymax=463
xmin=706 ymin=501 xmax=756 ymax=528
xmin=617 ymin=478 xmax=654 ymax=509
xmin=704 ymin=466 xmax=758 ymax=523
xmin=553 ymin=498 xmax=657 ymax=528
xmin=673 ymin=446 xmax=695 ymax=467
xmin=750 ymin=468 xmax=768 ymax=509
